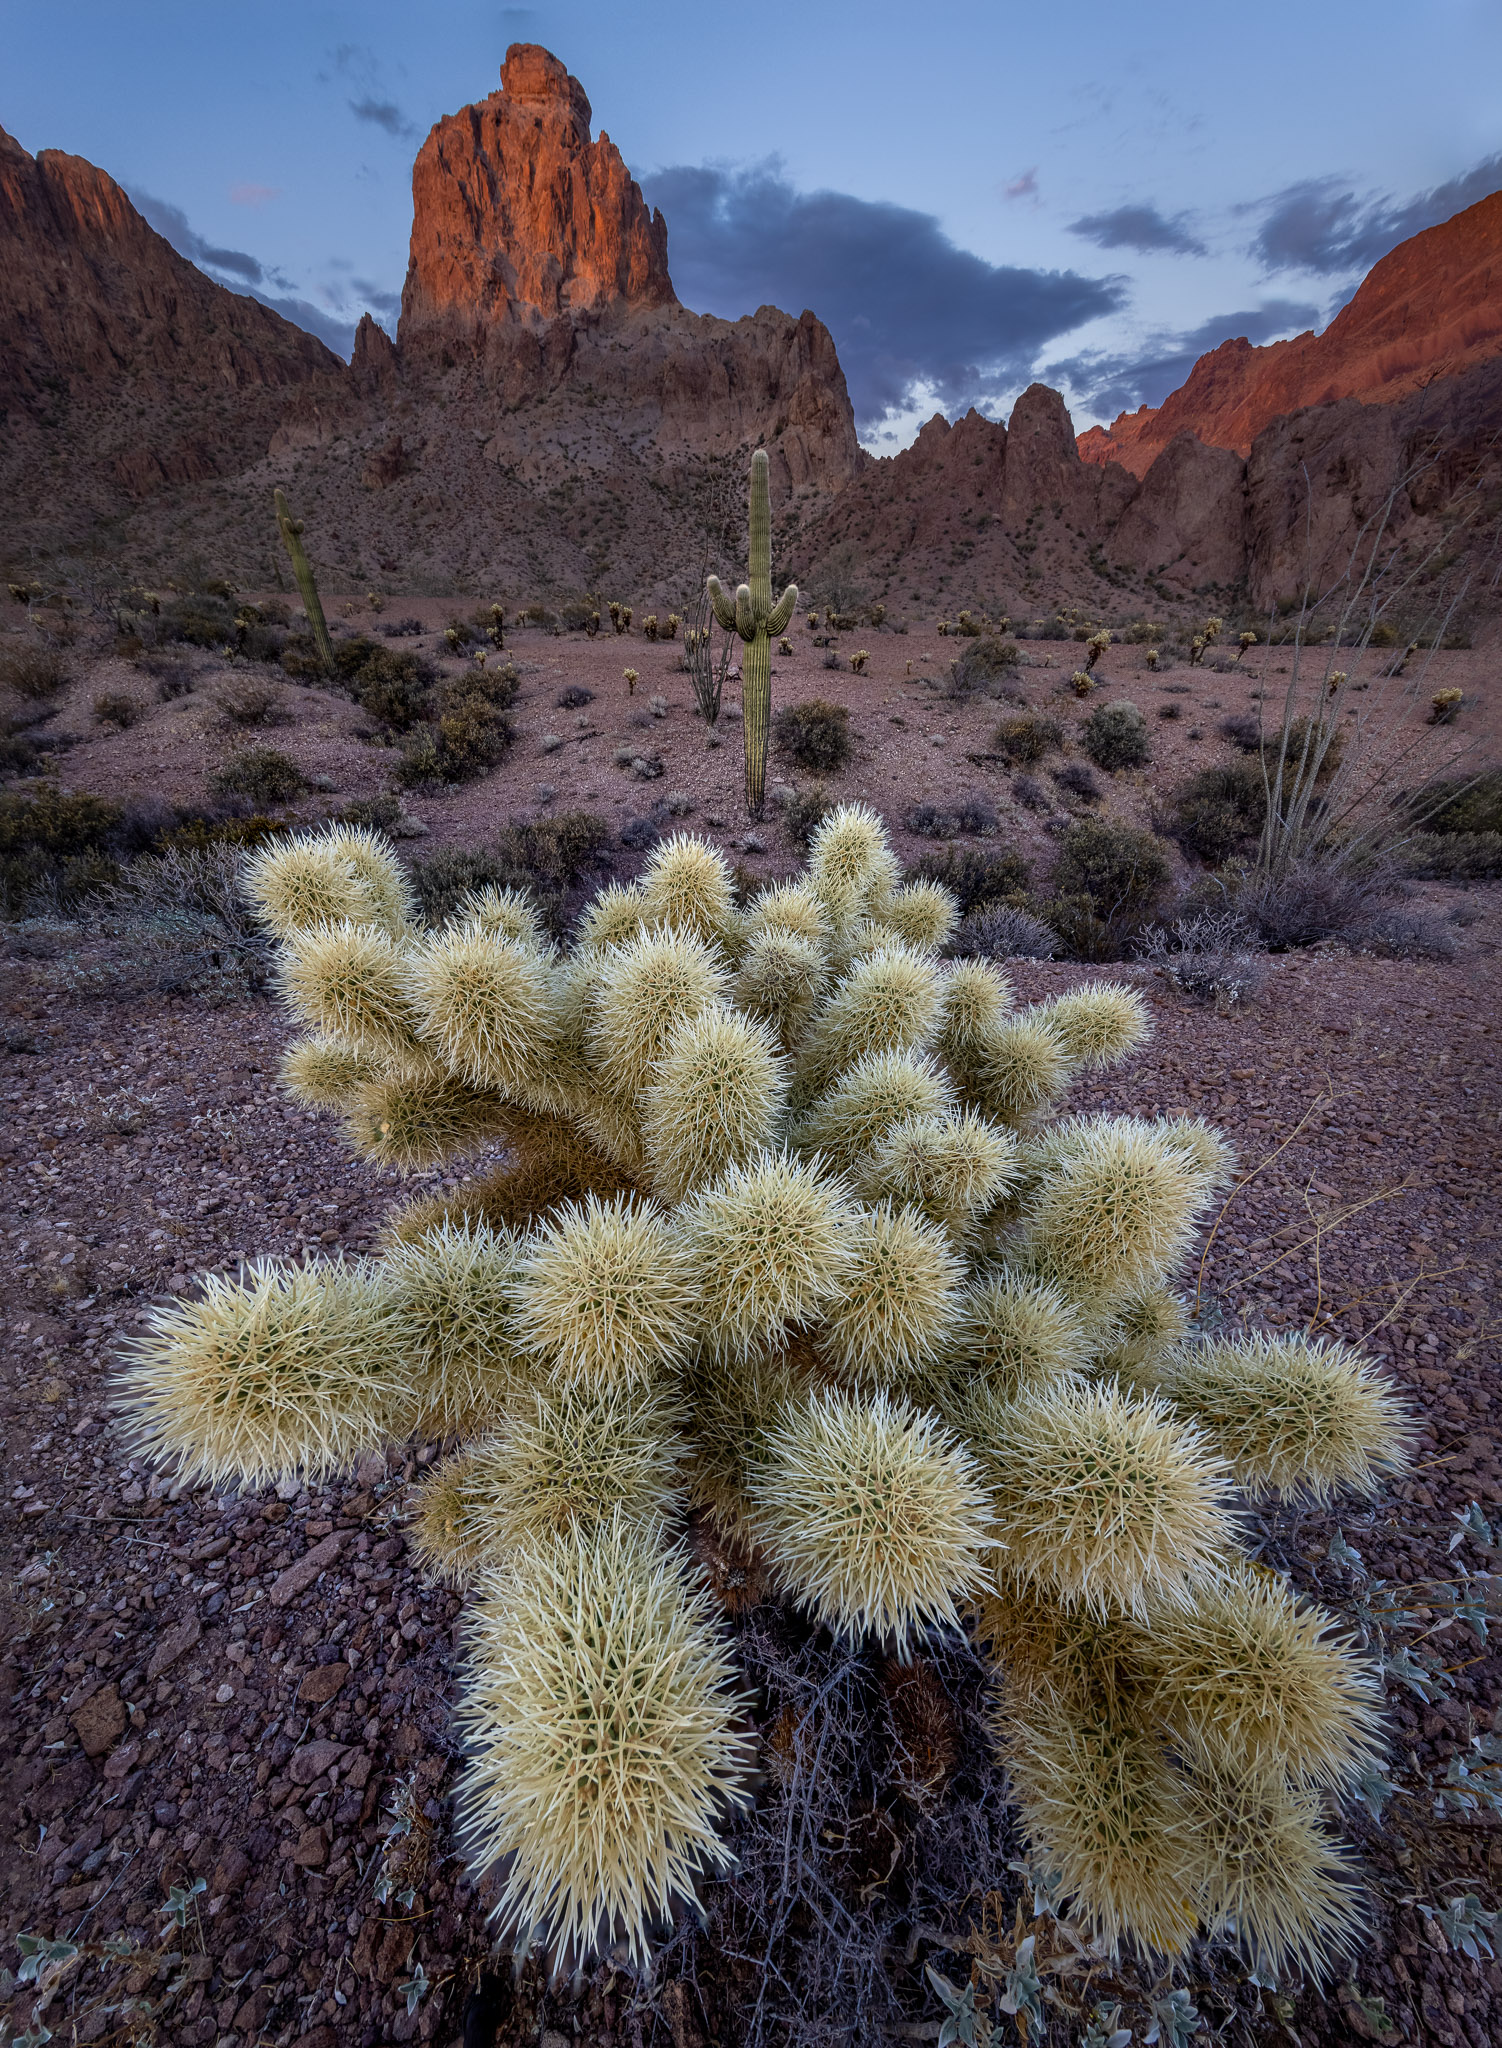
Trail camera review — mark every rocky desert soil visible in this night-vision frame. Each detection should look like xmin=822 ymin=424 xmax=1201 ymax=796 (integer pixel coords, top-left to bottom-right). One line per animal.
xmin=1 ymin=614 xmax=1499 ymax=2048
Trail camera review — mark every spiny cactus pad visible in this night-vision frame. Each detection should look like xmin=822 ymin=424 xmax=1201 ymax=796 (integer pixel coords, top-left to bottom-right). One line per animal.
xmin=115 ymin=809 xmax=1412 ymax=1975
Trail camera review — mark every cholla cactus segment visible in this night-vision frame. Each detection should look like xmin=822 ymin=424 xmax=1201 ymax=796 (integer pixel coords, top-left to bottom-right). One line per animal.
xmin=1000 ymin=1696 xmax=1201 ymax=1957
xmin=1037 ymin=983 xmax=1151 ymax=1071
xmin=680 ymin=1151 xmax=856 ymax=1361
xmin=117 ymin=1260 xmax=412 ymax=1489
xmin=405 ymin=928 xmax=558 ymax=1092
xmin=968 ymin=1013 xmax=1073 ymax=1128
xmin=573 ymin=881 xmax=646 ymax=954
xmin=980 ymin=1378 xmax=1232 ymax=1617
xmin=455 ymin=1514 xmax=753 ymax=1967
xmin=453 ymin=884 xmax=550 ymax=951
xmin=243 ymin=830 xmax=384 ymax=939
xmin=747 ymin=1389 xmax=994 ymax=1651
xmin=806 ymin=803 xmax=903 ymax=922
xmin=818 ymin=1204 xmax=965 ymax=1390
xmin=1157 ymin=1335 xmax=1414 ymax=1500
xmin=975 ymin=1583 xmax=1143 ymax=1714
xmin=794 ymin=942 xmax=943 ymax=1100
xmin=684 ymin=1348 xmax=821 ymax=1542
xmin=1022 ymin=1117 xmax=1206 ymax=1300
xmin=744 ymin=880 xmax=830 ymax=949
xmin=511 ymin=1193 xmax=699 ymax=1389
xmin=322 ymin=825 xmax=414 ymax=936
xmin=1096 ymin=1284 xmax=1189 ymax=1382
xmin=1140 ymin=1565 xmax=1383 ymax=1789
xmin=383 ymin=1221 xmax=529 ymax=1436
xmin=638 ymin=835 xmax=738 ymax=949
xmin=590 ymin=928 xmax=729 ymax=1104
xmin=946 ymin=1272 xmax=1091 ymax=1400
xmin=280 ymin=921 xmax=422 ymax=1055
xmin=411 ymin=1380 xmax=690 ymax=1583
xmin=1177 ymin=1733 xmax=1361 ymax=1976
xmin=641 ymin=1007 xmax=788 ymax=1200
xmin=935 ymin=961 xmax=1014 ymax=1072
xmin=733 ymin=931 xmax=827 ymax=1048
xmin=343 ymin=1072 xmax=510 ymax=1169
xmin=280 ymin=1034 xmax=378 ymax=1108
xmin=873 ymin=880 xmax=959 ymax=952
xmin=794 ymin=1051 xmax=953 ymax=1173
xmin=855 ymin=1111 xmax=1019 ymax=1231
xmin=1156 ymin=1116 xmax=1237 ymax=1190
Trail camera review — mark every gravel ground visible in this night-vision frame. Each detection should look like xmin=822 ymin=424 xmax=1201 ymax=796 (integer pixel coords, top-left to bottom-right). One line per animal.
xmin=1 ymin=897 xmax=1499 ymax=2047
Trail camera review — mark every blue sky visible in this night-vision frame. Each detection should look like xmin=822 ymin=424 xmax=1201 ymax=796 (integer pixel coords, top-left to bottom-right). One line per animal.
xmin=7 ymin=0 xmax=1501 ymax=449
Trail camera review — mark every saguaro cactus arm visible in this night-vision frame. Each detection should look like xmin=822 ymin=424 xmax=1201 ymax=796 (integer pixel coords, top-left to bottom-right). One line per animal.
xmin=706 ymin=577 xmax=738 ymax=635
xmin=274 ymin=488 xmax=335 ymax=675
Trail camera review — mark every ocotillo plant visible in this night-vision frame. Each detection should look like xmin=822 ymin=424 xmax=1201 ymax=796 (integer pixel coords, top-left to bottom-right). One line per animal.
xmin=706 ymin=448 xmax=798 ymax=816
xmin=273 ymin=488 xmax=335 ymax=676
xmin=118 ymin=809 xmax=1413 ymax=1981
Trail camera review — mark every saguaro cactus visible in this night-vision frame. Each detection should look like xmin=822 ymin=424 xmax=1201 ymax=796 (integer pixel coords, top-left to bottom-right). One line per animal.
xmin=706 ymin=449 xmax=797 ymax=816
xmin=274 ymin=488 xmax=335 ymax=675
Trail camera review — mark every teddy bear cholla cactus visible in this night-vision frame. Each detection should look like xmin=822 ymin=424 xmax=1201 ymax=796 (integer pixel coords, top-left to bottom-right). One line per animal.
xmin=118 ymin=812 xmax=1412 ymax=1977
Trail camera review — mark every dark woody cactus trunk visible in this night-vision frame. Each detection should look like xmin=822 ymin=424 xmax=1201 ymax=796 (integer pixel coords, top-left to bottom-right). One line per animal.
xmin=706 ymin=449 xmax=797 ymax=818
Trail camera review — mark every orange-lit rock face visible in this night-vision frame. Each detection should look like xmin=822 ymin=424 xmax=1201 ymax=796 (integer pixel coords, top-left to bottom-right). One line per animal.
xmin=1081 ymin=190 xmax=1502 ymax=476
xmin=399 ymin=43 xmax=675 ymax=354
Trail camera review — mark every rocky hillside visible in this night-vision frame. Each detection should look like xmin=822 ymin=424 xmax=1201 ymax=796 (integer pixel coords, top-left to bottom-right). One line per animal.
xmin=1079 ymin=191 xmax=1502 ymax=477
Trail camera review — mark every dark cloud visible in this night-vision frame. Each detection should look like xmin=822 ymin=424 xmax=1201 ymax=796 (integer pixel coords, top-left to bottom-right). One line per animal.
xmin=1069 ymin=203 xmax=1206 ymax=258
xmin=351 ymin=277 xmax=402 ymax=318
xmin=641 ymin=158 xmax=1124 ymax=430
xmin=1250 ymin=151 xmax=1502 ymax=275
xmin=348 ymin=96 xmax=416 ymax=140
xmin=128 ymin=187 xmax=360 ymax=356
xmin=131 ymin=189 xmax=266 ymax=285
xmin=1047 ymin=300 xmax=1320 ymax=421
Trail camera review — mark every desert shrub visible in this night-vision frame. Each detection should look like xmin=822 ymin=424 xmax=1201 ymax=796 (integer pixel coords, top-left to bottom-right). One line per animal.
xmin=0 ymin=781 xmax=125 ymax=916
xmin=93 ymin=691 xmax=144 ymax=730
xmin=903 ymin=793 xmax=999 ymax=840
xmin=946 ymin=636 xmax=1021 ymax=699
xmin=399 ymin=667 xmax=518 ymax=786
xmin=1220 ymin=713 xmax=1262 ymax=752
xmin=1081 ymin=699 xmax=1150 ymax=771
xmin=1 ymin=708 xmax=63 ymax=778
xmin=1050 ymin=818 xmax=1172 ymax=922
xmin=1399 ymin=831 xmax=1502 ymax=880
xmin=349 ymin=648 xmax=434 ymax=731
xmin=40 ymin=845 xmax=274 ymax=1004
xmin=992 ymin=712 xmax=1062 ymax=764
xmin=159 ymin=592 xmax=237 ymax=650
xmin=338 ymin=795 xmax=403 ymax=832
xmin=951 ymin=902 xmax=1057 ymax=960
xmin=157 ymin=812 xmax=289 ymax=854
xmin=1232 ymin=861 xmax=1382 ymax=950
xmin=557 ymin=685 xmax=594 ymax=710
xmin=1012 ymin=774 xmax=1048 ymax=812
xmin=0 ymin=642 xmax=70 ymax=699
xmin=410 ymin=812 xmax=611 ymax=932
xmin=137 ymin=653 xmax=194 ymax=700
xmin=1138 ymin=910 xmax=1268 ymax=1007
xmin=908 ymin=843 xmax=1030 ymax=914
xmin=778 ymin=785 xmax=834 ymax=848
xmin=774 ymin=699 xmax=852 ymax=774
xmin=212 ymin=747 xmax=307 ymax=804
xmin=381 ymin=617 xmax=425 ymax=638
xmin=215 ymin=678 xmax=289 ymax=728
xmin=1170 ymin=761 xmax=1267 ymax=866
xmin=1051 ymin=761 xmax=1101 ymax=802
xmin=409 ymin=848 xmax=514 ymax=925
xmin=1418 ymin=770 xmax=1502 ymax=838
xmin=1344 ymin=906 xmax=1458 ymax=960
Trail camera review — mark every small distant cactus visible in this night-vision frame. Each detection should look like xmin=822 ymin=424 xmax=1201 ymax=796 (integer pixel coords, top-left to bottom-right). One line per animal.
xmin=1188 ymin=636 xmax=1206 ymax=667
xmin=367 ymin=590 xmax=385 ymax=614
xmin=704 ymin=448 xmax=798 ymax=818
xmin=487 ymin=605 xmax=505 ymax=649
xmin=273 ymin=487 xmax=334 ymax=675
xmin=1202 ymin=616 xmax=1224 ymax=646
xmin=587 ymin=611 xmax=601 ymax=639
xmin=1237 ymin=631 xmax=1257 ymax=658
xmin=937 ymin=619 xmax=951 ymax=637
xmin=1084 ymin=629 xmax=1111 ymax=672
xmin=1429 ymin=686 xmax=1463 ymax=724
xmin=115 ymin=811 xmax=1411 ymax=1983
xmin=665 ymin=613 xmax=681 ymax=640
xmin=806 ymin=610 xmax=820 ymax=630
xmin=1070 ymin=670 xmax=1095 ymax=697
xmin=850 ymin=649 xmax=869 ymax=674
xmin=778 ymin=637 xmax=793 ymax=657
xmin=624 ymin=667 xmax=639 ymax=695
xmin=644 ymin=615 xmax=660 ymax=641
xmin=1145 ymin=647 xmax=1160 ymax=672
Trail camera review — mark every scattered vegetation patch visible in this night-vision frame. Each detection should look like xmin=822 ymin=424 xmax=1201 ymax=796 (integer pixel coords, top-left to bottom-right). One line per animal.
xmin=211 ymin=747 xmax=308 ymax=804
xmin=1081 ymin=699 xmax=1150 ymax=771
xmin=945 ymin=636 xmax=1022 ymax=699
xmin=1049 ymin=819 xmax=1172 ymax=931
xmin=0 ymin=641 xmax=70 ymax=699
xmin=774 ymin=699 xmax=852 ymax=774
xmin=1169 ymin=761 xmax=1267 ymax=866
xmin=908 ymin=843 xmax=1031 ymax=914
xmin=93 ymin=691 xmax=144 ymax=730
xmin=993 ymin=712 xmax=1062 ymax=764
xmin=903 ymin=794 xmax=999 ymax=839
xmin=410 ymin=811 xmax=612 ymax=931
xmin=1051 ymin=761 xmax=1101 ymax=802
xmin=951 ymin=901 xmax=1058 ymax=960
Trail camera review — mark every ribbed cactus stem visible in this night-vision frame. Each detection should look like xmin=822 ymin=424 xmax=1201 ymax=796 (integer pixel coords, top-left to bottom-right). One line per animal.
xmin=705 ymin=449 xmax=797 ymax=818
xmin=274 ymin=488 xmax=335 ymax=675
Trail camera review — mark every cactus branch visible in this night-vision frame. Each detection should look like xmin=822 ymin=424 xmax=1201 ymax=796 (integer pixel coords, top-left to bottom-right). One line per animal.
xmin=705 ymin=449 xmax=798 ymax=817
xmin=274 ymin=488 xmax=335 ymax=675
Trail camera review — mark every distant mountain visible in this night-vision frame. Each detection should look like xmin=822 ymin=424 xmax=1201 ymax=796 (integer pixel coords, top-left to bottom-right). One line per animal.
xmin=1079 ymin=191 xmax=1502 ymax=477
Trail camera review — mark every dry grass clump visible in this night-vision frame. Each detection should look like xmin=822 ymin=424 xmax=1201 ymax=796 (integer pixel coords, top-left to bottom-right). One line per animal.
xmin=455 ymin=1515 xmax=753 ymax=1966
xmin=112 ymin=800 xmax=1408 ymax=1980
xmin=747 ymin=1389 xmax=994 ymax=1649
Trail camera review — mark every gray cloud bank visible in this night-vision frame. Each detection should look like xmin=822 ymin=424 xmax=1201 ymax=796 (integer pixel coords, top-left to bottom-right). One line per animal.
xmin=644 ymin=159 xmax=1124 ymax=430
xmin=1250 ymin=151 xmax=1502 ymax=275
xmin=1048 ymin=300 xmax=1321 ymax=421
